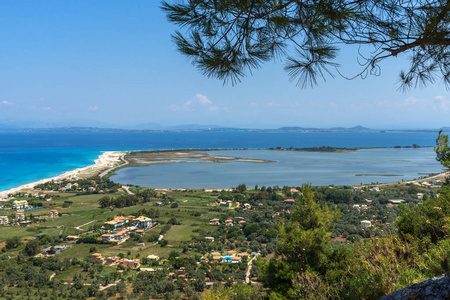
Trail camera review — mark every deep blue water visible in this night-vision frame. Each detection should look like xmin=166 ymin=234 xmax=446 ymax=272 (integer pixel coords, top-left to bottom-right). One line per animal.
xmin=0 ymin=131 xmax=442 ymax=191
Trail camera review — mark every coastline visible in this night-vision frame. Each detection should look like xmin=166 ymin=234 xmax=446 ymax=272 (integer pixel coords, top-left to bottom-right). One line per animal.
xmin=0 ymin=151 xmax=128 ymax=198
xmin=0 ymin=146 xmax=445 ymax=197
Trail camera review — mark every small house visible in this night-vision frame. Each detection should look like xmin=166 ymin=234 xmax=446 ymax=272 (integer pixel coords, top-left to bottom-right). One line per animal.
xmin=0 ymin=216 xmax=8 ymax=224
xmin=12 ymin=200 xmax=28 ymax=210
xmin=209 ymin=218 xmax=220 ymax=226
xmin=135 ymin=216 xmax=152 ymax=229
xmin=14 ymin=213 xmax=25 ymax=221
xmin=361 ymin=220 xmax=372 ymax=228
xmin=224 ymin=219 xmax=233 ymax=226
xmin=66 ymin=235 xmax=79 ymax=242
xmin=48 ymin=209 xmax=58 ymax=218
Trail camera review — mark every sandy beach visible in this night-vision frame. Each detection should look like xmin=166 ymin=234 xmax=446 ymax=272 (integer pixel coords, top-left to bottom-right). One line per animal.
xmin=0 ymin=151 xmax=128 ymax=198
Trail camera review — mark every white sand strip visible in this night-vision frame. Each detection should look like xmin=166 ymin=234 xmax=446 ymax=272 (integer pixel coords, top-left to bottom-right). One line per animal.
xmin=0 ymin=151 xmax=128 ymax=198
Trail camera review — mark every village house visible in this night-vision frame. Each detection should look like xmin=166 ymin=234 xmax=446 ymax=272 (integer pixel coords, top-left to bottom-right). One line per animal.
xmin=12 ymin=200 xmax=28 ymax=210
xmin=91 ymin=253 xmax=105 ymax=264
xmin=102 ymin=234 xmax=113 ymax=242
xmin=14 ymin=212 xmax=25 ymax=222
xmin=135 ymin=229 xmax=144 ymax=236
xmin=209 ymin=218 xmax=220 ymax=226
xmin=238 ymin=220 xmax=246 ymax=227
xmin=371 ymin=187 xmax=380 ymax=192
xmin=104 ymin=216 xmax=129 ymax=228
xmin=66 ymin=235 xmax=79 ymax=242
xmin=353 ymin=187 xmax=364 ymax=193
xmin=107 ymin=256 xmax=120 ymax=264
xmin=389 ymin=199 xmax=405 ymax=205
xmin=224 ymin=219 xmax=233 ymax=226
xmin=284 ymin=199 xmax=295 ymax=204
xmin=219 ymin=201 xmax=232 ymax=207
xmin=48 ymin=209 xmax=58 ymax=218
xmin=147 ymin=255 xmax=160 ymax=261
xmin=0 ymin=216 xmax=9 ymax=224
xmin=361 ymin=220 xmax=372 ymax=228
xmin=112 ymin=229 xmax=130 ymax=242
xmin=290 ymin=188 xmax=302 ymax=195
xmin=353 ymin=204 xmax=369 ymax=211
xmin=118 ymin=258 xmax=140 ymax=268
xmin=135 ymin=216 xmax=152 ymax=229
xmin=232 ymin=256 xmax=241 ymax=264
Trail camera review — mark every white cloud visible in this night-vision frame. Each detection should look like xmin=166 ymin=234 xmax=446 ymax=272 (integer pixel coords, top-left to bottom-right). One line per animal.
xmin=88 ymin=106 xmax=98 ymax=111
xmin=169 ymin=93 xmax=214 ymax=111
xmin=208 ymin=106 xmax=220 ymax=111
xmin=435 ymin=95 xmax=446 ymax=100
xmin=195 ymin=93 xmax=212 ymax=105
xmin=1 ymin=100 xmax=13 ymax=106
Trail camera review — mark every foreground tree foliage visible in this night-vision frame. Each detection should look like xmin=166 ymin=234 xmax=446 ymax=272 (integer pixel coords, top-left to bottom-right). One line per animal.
xmin=162 ymin=0 xmax=450 ymax=88
xmin=254 ymin=135 xmax=450 ymax=299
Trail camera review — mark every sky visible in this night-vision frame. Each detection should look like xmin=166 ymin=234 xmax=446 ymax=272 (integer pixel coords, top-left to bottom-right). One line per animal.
xmin=0 ymin=1 xmax=448 ymax=130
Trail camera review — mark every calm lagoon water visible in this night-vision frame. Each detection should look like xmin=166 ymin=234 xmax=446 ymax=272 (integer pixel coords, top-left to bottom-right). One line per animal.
xmin=111 ymin=148 xmax=444 ymax=188
xmin=0 ymin=131 xmax=444 ymax=191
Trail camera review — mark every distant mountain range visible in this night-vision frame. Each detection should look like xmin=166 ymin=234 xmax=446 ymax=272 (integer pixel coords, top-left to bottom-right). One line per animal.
xmin=0 ymin=123 xmax=448 ymax=133
xmin=277 ymin=126 xmax=375 ymax=132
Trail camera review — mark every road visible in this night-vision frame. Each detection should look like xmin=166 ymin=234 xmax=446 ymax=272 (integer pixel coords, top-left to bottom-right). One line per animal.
xmin=245 ymin=253 xmax=260 ymax=284
xmin=74 ymin=220 xmax=96 ymax=230
xmin=122 ymin=185 xmax=134 ymax=195
xmin=99 ymin=280 xmax=121 ymax=291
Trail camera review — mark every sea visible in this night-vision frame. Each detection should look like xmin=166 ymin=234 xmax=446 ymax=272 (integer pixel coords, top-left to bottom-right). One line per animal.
xmin=0 ymin=131 xmax=445 ymax=191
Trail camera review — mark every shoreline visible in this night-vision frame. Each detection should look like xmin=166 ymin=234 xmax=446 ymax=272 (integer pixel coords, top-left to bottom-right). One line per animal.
xmin=0 ymin=146 xmax=444 ymax=197
xmin=0 ymin=151 xmax=128 ymax=198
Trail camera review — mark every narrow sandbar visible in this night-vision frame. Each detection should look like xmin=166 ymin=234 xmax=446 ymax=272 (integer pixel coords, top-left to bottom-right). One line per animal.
xmin=0 ymin=151 xmax=128 ymax=198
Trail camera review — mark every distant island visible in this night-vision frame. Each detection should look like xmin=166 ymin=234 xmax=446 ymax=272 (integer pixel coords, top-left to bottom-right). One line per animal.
xmin=0 ymin=124 xmax=448 ymax=133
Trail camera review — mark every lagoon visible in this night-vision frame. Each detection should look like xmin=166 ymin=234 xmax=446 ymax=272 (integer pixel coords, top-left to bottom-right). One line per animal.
xmin=111 ymin=148 xmax=444 ymax=188
xmin=0 ymin=131 xmax=443 ymax=191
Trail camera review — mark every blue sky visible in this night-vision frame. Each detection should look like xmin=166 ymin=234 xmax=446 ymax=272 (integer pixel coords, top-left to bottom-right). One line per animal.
xmin=0 ymin=1 xmax=448 ymax=129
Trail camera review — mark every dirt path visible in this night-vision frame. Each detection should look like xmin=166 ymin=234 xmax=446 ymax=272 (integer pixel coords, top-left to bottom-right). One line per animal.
xmin=122 ymin=185 xmax=134 ymax=195
xmin=75 ymin=220 xmax=95 ymax=230
xmin=99 ymin=279 xmax=121 ymax=291
xmin=245 ymin=253 xmax=259 ymax=284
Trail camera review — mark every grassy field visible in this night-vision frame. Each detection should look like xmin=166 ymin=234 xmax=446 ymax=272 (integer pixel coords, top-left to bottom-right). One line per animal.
xmin=0 ymin=187 xmax=229 ymax=270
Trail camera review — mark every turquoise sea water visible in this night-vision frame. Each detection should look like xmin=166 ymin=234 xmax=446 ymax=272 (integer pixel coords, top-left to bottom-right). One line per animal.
xmin=0 ymin=131 xmax=444 ymax=191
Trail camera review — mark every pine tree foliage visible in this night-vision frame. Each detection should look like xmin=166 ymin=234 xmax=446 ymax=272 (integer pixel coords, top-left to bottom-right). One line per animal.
xmin=161 ymin=0 xmax=450 ymax=88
